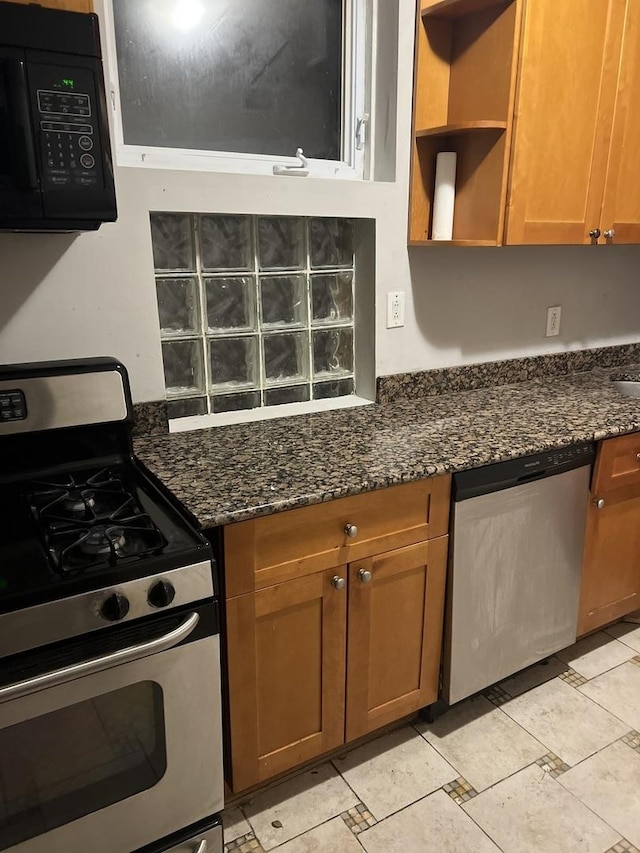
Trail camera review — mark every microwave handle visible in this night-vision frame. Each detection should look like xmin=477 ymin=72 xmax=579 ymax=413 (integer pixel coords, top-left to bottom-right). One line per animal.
xmin=0 ymin=611 xmax=200 ymax=704
xmin=3 ymin=59 xmax=39 ymax=190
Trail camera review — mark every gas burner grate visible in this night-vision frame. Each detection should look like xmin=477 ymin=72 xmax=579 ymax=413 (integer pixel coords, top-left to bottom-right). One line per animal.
xmin=27 ymin=467 xmax=168 ymax=574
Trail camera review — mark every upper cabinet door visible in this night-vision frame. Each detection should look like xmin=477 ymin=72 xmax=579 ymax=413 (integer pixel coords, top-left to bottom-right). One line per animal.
xmin=599 ymin=0 xmax=640 ymax=243
xmin=506 ymin=0 xmax=626 ymax=245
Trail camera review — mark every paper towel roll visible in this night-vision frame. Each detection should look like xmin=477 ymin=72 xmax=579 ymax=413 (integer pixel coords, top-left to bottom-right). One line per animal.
xmin=431 ymin=152 xmax=457 ymax=241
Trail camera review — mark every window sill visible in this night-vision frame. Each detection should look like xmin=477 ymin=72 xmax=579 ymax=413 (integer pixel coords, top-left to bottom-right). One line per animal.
xmin=169 ymin=394 xmax=375 ymax=433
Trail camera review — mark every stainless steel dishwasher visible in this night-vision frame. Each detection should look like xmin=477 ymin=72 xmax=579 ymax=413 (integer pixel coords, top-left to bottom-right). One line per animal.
xmin=443 ymin=443 xmax=594 ymax=705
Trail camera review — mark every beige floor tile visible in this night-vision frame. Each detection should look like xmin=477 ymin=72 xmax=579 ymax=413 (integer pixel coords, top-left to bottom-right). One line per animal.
xmin=244 ymin=763 xmax=357 ymax=851
xmin=359 ymin=789 xmax=500 ymax=853
xmin=463 ymin=763 xmax=620 ymax=853
xmin=498 ymin=656 xmax=568 ymax=697
xmin=332 ymin=725 xmax=455 ymax=820
xmin=556 ymin=631 xmax=635 ymax=679
xmin=579 ymin=661 xmax=640 ymax=731
xmin=502 ymin=677 xmax=628 ymax=765
xmin=417 ymin=695 xmax=545 ymax=791
xmin=222 ymin=806 xmax=251 ymax=844
xmin=559 ymin=740 xmax=640 ymax=848
xmin=605 ymin=622 xmax=640 ymax=653
xmin=271 ymin=816 xmax=362 ymax=852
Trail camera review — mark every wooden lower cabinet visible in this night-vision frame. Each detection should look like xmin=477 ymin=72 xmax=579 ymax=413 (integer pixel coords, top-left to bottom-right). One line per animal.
xmin=225 ymin=537 xmax=449 ymax=793
xmin=226 ymin=569 xmax=346 ymax=793
xmin=578 ymin=434 xmax=640 ymax=635
xmin=346 ymin=538 xmax=447 ymax=741
xmin=578 ymin=492 xmax=640 ymax=635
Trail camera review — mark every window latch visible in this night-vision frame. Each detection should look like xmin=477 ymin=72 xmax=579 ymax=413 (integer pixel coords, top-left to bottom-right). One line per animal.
xmin=356 ymin=114 xmax=369 ymax=151
xmin=273 ymin=148 xmax=310 ymax=177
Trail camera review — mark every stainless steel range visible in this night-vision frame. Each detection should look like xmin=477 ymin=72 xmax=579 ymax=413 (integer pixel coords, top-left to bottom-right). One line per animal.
xmin=0 ymin=359 xmax=223 ymax=853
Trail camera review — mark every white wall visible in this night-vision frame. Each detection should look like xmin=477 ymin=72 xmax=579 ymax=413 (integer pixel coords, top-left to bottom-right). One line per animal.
xmin=0 ymin=0 xmax=639 ymax=403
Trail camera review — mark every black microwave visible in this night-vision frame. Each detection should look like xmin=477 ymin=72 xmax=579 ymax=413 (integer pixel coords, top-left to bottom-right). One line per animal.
xmin=0 ymin=1 xmax=117 ymax=232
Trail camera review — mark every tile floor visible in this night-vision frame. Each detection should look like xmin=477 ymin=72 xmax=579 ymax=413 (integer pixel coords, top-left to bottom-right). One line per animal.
xmin=222 ymin=622 xmax=640 ymax=852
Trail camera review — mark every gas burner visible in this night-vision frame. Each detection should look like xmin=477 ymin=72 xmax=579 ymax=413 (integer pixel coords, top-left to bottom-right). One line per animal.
xmin=63 ymin=490 xmax=96 ymax=516
xmin=79 ymin=524 xmax=126 ymax=557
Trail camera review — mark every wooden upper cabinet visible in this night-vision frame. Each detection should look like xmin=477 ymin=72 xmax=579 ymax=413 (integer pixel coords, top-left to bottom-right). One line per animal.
xmin=505 ymin=0 xmax=624 ymax=245
xmin=410 ymin=0 xmax=640 ymax=245
xmin=2 ymin=0 xmax=93 ymax=10
xmin=599 ymin=0 xmax=640 ymax=243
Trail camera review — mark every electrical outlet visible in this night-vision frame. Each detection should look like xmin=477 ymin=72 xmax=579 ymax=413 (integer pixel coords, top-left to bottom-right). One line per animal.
xmin=387 ymin=291 xmax=405 ymax=328
xmin=546 ymin=305 xmax=561 ymax=337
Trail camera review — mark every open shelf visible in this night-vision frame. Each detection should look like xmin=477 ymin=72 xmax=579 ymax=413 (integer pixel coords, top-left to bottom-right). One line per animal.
xmin=408 ymin=0 xmax=521 ymax=245
xmin=421 ymin=0 xmax=510 ymax=19
xmin=409 ymin=239 xmax=498 ymax=247
xmin=415 ymin=121 xmax=507 ymax=138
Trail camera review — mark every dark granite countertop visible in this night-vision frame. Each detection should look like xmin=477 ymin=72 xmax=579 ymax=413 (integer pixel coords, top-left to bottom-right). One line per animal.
xmin=134 ymin=365 xmax=640 ymax=529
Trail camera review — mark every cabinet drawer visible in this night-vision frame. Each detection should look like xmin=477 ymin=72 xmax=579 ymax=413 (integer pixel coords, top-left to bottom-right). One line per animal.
xmin=224 ymin=476 xmax=451 ymax=597
xmin=593 ymin=433 xmax=640 ymax=496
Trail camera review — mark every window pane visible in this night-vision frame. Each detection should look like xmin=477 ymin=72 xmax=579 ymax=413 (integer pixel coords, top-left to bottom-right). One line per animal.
xmin=258 ymin=218 xmax=304 ymax=271
xmin=113 ymin=0 xmax=342 ymax=160
xmin=310 ymin=218 xmax=355 ymax=268
xmin=205 ymin=277 xmax=256 ymax=333
xmin=161 ymin=339 xmax=205 ymax=396
xmin=211 ymin=391 xmax=260 ymax=413
xmin=265 ymin=385 xmax=310 ymax=406
xmin=260 ymin=275 xmax=307 ymax=328
xmin=314 ymin=377 xmax=354 ymax=399
xmin=156 ymin=277 xmax=199 ymax=335
xmin=311 ymin=273 xmax=353 ymax=325
xmin=209 ymin=336 xmax=259 ymax=390
xmin=0 ymin=683 xmax=165 ymax=849
xmin=199 ymin=215 xmax=252 ymax=272
xmin=150 ymin=213 xmax=194 ymax=272
xmin=313 ymin=328 xmax=354 ymax=377
xmin=263 ymin=332 xmax=308 ymax=385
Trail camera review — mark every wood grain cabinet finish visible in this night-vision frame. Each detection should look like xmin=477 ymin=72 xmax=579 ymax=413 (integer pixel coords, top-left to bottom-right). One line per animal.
xmin=346 ymin=537 xmax=448 ymax=741
xmin=3 ymin=0 xmax=93 ymax=10
xmin=410 ymin=0 xmax=640 ymax=246
xmin=224 ymin=477 xmax=451 ymax=793
xmin=578 ymin=435 xmax=640 ymax=635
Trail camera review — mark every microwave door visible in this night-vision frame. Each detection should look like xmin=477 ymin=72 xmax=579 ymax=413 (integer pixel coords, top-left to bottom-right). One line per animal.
xmin=0 ymin=49 xmax=44 ymax=220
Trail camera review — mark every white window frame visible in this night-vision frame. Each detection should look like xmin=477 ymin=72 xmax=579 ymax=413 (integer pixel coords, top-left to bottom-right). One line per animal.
xmin=99 ymin=0 xmax=371 ymax=180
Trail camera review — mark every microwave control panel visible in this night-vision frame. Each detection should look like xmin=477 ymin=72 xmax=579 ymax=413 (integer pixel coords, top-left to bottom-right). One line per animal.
xmin=0 ymin=390 xmax=27 ymax=422
xmin=29 ymin=63 xmax=104 ymax=191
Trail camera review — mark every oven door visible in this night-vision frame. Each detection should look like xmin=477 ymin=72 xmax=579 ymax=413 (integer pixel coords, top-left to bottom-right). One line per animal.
xmin=0 ymin=603 xmax=223 ymax=853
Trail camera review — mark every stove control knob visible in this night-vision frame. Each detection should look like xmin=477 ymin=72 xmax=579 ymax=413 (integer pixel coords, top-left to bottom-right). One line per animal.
xmin=148 ymin=580 xmax=176 ymax=609
xmin=100 ymin=593 xmax=130 ymax=622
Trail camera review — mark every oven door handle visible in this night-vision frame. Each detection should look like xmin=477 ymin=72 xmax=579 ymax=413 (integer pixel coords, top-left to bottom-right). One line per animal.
xmin=0 ymin=612 xmax=200 ymax=704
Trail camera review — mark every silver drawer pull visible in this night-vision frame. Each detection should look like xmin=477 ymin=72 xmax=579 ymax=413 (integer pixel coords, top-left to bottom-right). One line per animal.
xmin=358 ymin=568 xmax=372 ymax=584
xmin=344 ymin=523 xmax=359 ymax=538
xmin=593 ymin=498 xmax=605 ymax=509
xmin=193 ymin=841 xmax=207 ymax=853
xmin=0 ymin=612 xmax=200 ymax=704
xmin=636 ymin=452 xmax=640 ymax=463
xmin=332 ymin=575 xmax=346 ymax=590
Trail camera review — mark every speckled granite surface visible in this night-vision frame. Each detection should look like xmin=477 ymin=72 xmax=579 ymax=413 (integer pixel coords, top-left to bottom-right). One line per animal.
xmin=132 ymin=401 xmax=168 ymax=437
xmin=377 ymin=343 xmax=640 ymax=404
xmin=134 ymin=364 xmax=640 ymax=529
xmin=610 ymin=370 xmax=640 ymax=382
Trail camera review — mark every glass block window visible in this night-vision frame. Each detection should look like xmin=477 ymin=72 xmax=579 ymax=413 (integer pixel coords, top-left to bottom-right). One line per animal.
xmin=152 ymin=214 xmax=356 ymax=419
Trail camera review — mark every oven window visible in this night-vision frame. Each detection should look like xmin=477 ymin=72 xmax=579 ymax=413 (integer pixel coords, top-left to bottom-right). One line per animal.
xmin=0 ymin=681 xmax=166 ymax=850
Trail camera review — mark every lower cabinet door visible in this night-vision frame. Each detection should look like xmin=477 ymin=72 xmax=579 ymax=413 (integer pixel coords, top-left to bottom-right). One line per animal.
xmin=345 ymin=537 xmax=448 ymax=742
xmin=578 ymin=495 xmax=640 ymax=634
xmin=226 ymin=569 xmax=347 ymax=792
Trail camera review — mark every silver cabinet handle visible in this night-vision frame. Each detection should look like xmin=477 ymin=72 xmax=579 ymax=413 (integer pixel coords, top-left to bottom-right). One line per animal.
xmin=0 ymin=612 xmax=200 ymax=704
xmin=193 ymin=841 xmax=207 ymax=853
xmin=593 ymin=498 xmax=605 ymax=509
xmin=332 ymin=575 xmax=346 ymax=590
xmin=636 ymin=452 xmax=640 ymax=463
xmin=589 ymin=228 xmax=601 ymax=239
xmin=358 ymin=568 xmax=372 ymax=583
xmin=344 ymin=523 xmax=359 ymax=538
xmin=604 ymin=229 xmax=615 ymax=239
